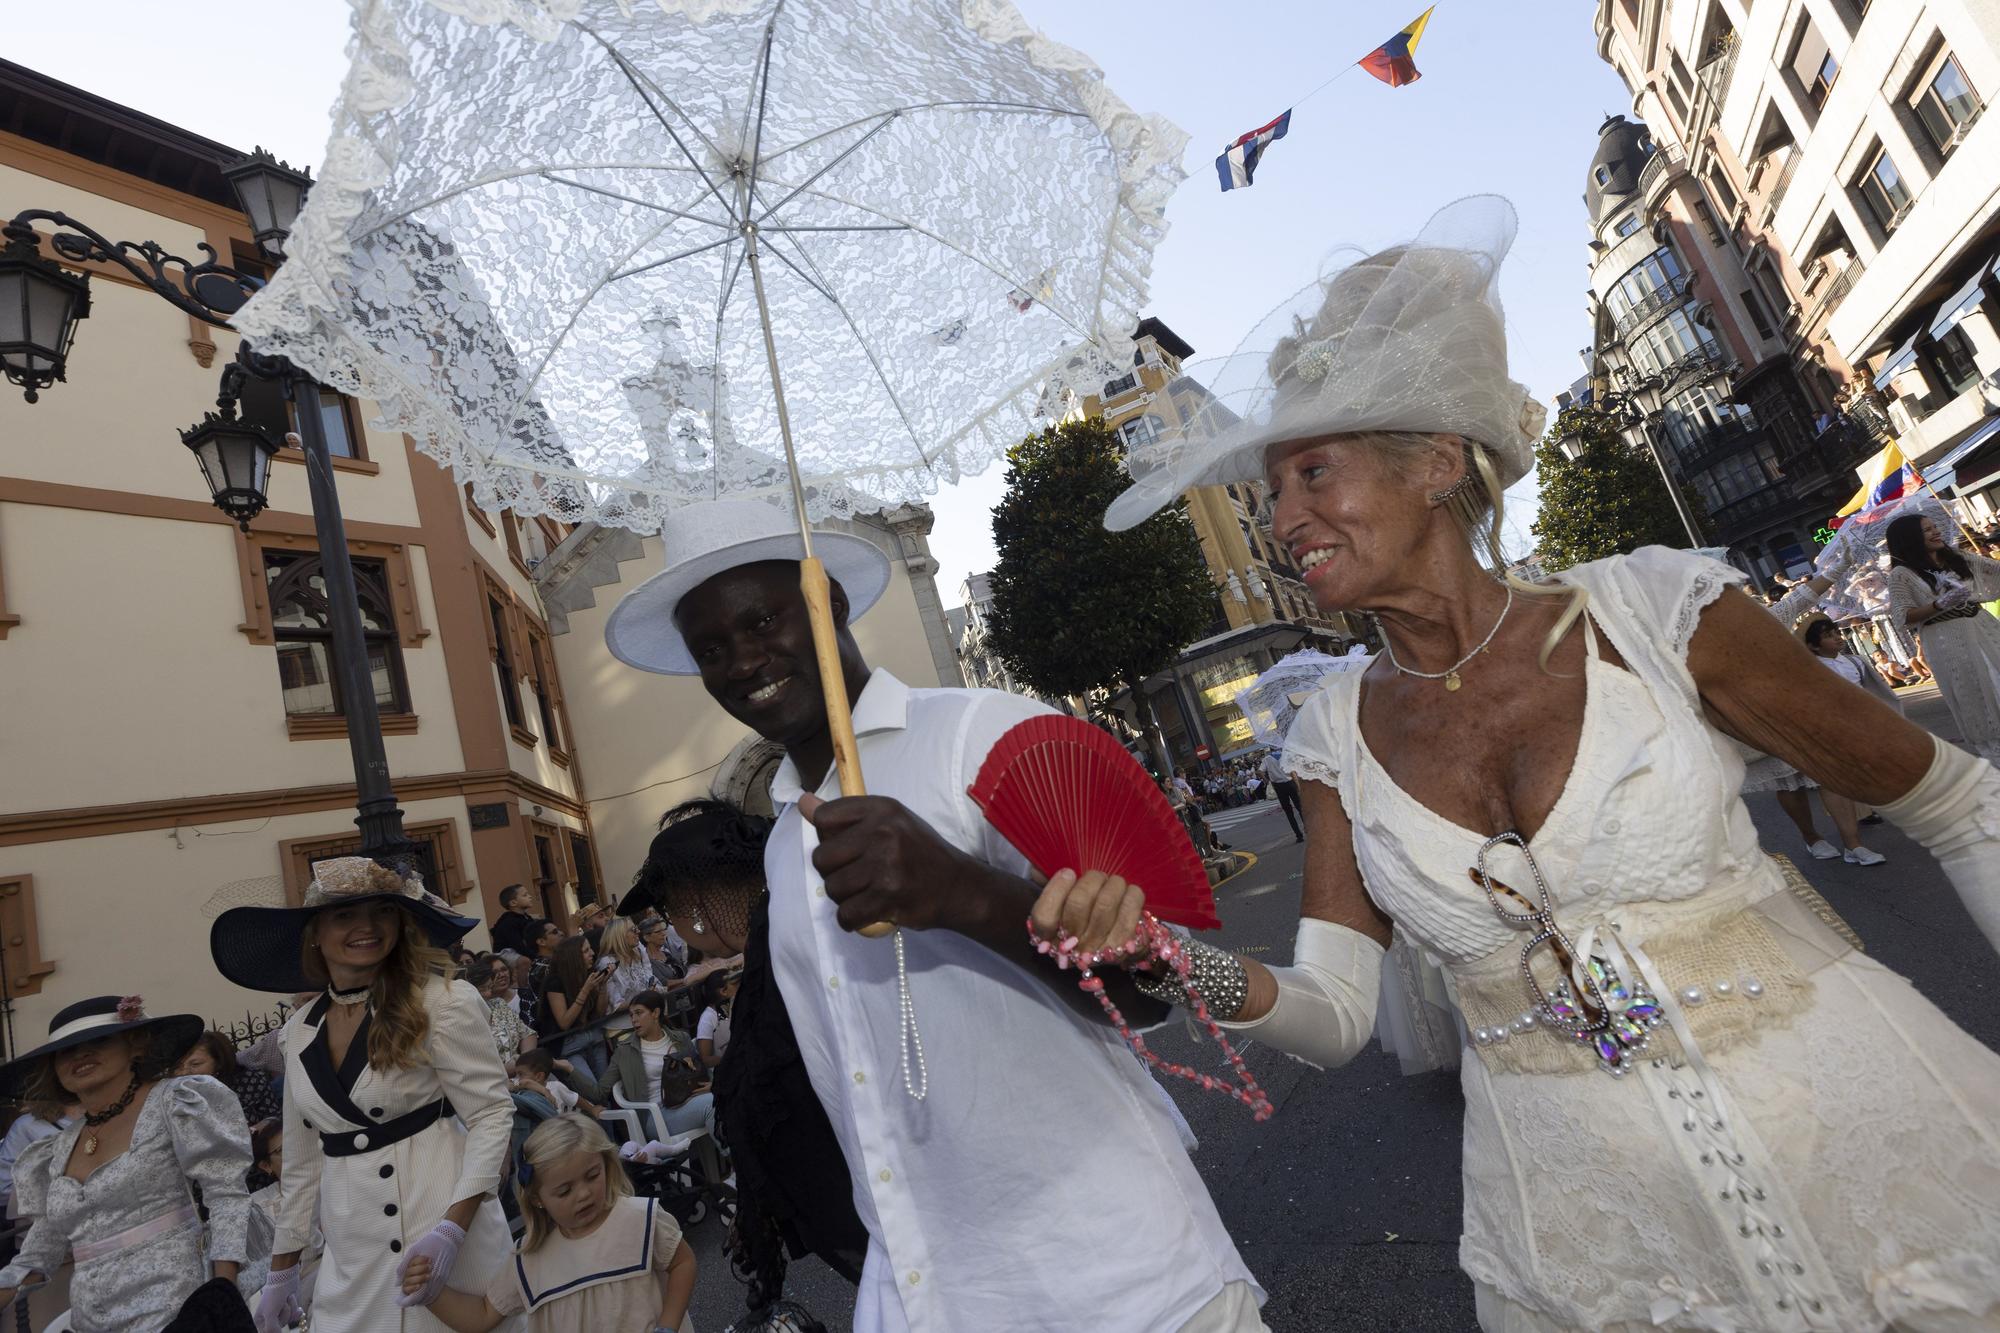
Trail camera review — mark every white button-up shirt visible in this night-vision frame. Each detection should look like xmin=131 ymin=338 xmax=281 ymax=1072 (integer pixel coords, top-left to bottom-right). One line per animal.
xmin=767 ymin=670 xmax=1258 ymax=1332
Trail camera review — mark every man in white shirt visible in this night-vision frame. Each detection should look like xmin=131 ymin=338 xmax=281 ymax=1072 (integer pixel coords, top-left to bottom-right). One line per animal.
xmin=1262 ymin=748 xmax=1305 ymax=842
xmin=605 ymin=501 xmax=1264 ymax=1333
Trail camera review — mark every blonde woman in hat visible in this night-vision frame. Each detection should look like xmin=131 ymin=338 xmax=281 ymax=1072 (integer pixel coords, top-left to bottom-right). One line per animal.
xmin=210 ymin=858 xmax=516 ymax=1333
xmin=0 ymin=995 xmax=254 ymax=1331
xmin=1074 ymin=196 xmax=2000 ymax=1331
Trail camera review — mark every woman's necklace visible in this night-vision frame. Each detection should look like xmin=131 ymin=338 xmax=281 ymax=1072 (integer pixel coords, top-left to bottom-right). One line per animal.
xmin=1378 ymin=585 xmax=1515 ymax=691
xmin=328 ymin=982 xmax=371 ymax=1007
xmin=80 ymin=1073 xmax=142 ymax=1155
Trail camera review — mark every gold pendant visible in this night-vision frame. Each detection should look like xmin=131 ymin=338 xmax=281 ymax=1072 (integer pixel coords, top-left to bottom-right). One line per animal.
xmin=1445 ymin=672 xmax=1462 ymax=691
xmin=82 ymin=1132 xmax=98 ymax=1155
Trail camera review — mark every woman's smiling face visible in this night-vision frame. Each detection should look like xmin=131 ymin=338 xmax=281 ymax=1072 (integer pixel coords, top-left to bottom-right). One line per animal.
xmin=1264 ymin=434 xmax=1432 ymax=610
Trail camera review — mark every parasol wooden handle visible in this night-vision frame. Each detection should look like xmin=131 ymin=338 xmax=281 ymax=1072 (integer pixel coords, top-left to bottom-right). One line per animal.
xmin=801 ymin=557 xmax=895 ymax=939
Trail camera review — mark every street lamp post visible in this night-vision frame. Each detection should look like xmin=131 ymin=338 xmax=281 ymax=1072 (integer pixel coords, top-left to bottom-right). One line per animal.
xmin=0 ymin=153 xmax=416 ymax=862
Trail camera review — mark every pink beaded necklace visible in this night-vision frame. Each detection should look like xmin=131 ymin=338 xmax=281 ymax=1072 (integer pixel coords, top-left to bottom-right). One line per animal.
xmin=1031 ymin=913 xmax=1274 ymax=1122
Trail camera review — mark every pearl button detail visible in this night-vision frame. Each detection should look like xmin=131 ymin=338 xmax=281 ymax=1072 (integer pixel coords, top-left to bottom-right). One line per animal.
xmin=853 ymin=1071 xmax=866 ymax=1084
xmin=1713 ymin=979 xmax=1734 ymax=997
xmin=1742 ymin=976 xmax=1765 ymax=998
xmin=1680 ymin=986 xmax=1704 ymax=1006
xmin=1603 ymin=817 xmax=1622 ymax=834
xmin=878 ymin=1168 xmax=892 ymax=1182
xmin=907 ymin=1271 xmax=921 ymax=1286
xmin=828 ymin=976 xmax=839 ymax=990
xmin=353 ymin=1133 xmax=369 ymax=1150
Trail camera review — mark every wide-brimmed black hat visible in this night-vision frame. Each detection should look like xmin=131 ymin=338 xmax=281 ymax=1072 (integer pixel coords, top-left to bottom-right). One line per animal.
xmin=0 ymin=995 xmax=204 ymax=1101
xmin=209 ymin=856 xmax=479 ymax=993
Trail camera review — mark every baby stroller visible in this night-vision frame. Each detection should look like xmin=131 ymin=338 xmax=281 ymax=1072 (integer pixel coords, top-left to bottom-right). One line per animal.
xmin=595 ymin=1093 xmax=736 ymax=1232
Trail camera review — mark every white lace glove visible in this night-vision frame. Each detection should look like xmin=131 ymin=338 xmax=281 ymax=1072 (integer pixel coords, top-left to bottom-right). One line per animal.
xmin=393 ymin=1219 xmax=466 ymax=1308
xmin=1880 ymin=736 xmax=2000 ymax=954
xmin=1217 ymin=918 xmax=1384 ymax=1069
xmin=252 ymin=1265 xmax=302 ymax=1333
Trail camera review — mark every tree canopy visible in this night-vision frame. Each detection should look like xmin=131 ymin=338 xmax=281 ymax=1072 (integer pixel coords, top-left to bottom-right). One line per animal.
xmin=986 ymin=417 xmax=1215 ymax=701
xmin=1530 ymin=404 xmax=1701 ymax=571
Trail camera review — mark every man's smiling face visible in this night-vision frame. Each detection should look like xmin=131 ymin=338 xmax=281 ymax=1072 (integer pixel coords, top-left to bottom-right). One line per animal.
xmin=675 ymin=560 xmax=852 ymax=746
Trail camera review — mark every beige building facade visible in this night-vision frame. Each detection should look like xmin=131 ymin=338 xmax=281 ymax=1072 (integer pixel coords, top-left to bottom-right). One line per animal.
xmin=1594 ymin=0 xmax=2000 ymax=525
xmin=0 ymin=62 xmax=958 ymax=1049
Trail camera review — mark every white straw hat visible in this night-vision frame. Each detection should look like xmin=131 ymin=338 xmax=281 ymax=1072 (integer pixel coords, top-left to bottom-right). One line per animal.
xmin=1105 ymin=196 xmax=1544 ymax=531
xmin=606 ymin=499 xmax=893 ymax=675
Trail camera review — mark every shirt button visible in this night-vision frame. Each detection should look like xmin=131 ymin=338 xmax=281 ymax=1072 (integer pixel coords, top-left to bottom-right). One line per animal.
xmin=370 ymin=1107 xmax=385 ymax=1119
xmin=1603 ymin=817 xmax=1623 ymax=835
xmin=815 ymin=886 xmax=826 ymax=898
xmin=878 ymin=1168 xmax=892 ymax=1183
xmin=907 ymin=1271 xmax=921 ymax=1286
xmin=353 ymin=1133 xmax=369 ymax=1150
xmin=828 ymin=976 xmax=839 ymax=990
xmin=853 ymin=1071 xmax=866 ymax=1084
xmin=384 ymin=1204 xmax=398 ymax=1217
xmin=379 ymin=1165 xmax=394 ymax=1179
xmin=390 ymin=1239 xmax=402 ymax=1253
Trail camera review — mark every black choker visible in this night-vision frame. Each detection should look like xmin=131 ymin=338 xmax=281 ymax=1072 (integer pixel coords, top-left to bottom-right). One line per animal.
xmin=81 ymin=1073 xmax=141 ymax=1155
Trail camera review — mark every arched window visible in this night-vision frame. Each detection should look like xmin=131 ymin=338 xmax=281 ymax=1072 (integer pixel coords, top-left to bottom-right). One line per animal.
xmin=1595 ymin=165 xmax=1612 ymax=186
xmin=265 ymin=550 xmax=410 ymax=717
xmin=1118 ymin=415 xmax=1166 ymax=449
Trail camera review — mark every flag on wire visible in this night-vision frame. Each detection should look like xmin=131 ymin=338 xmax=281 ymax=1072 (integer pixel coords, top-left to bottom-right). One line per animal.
xmin=1360 ymin=6 xmax=1435 ymax=87
xmin=1215 ymin=110 xmax=1292 ymax=192
xmin=1837 ymin=440 xmax=1920 ymax=520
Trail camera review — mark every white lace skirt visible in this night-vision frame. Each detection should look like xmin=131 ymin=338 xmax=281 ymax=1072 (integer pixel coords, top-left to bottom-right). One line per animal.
xmin=1917 ymin=613 xmax=2000 ymax=764
xmin=1457 ymin=951 xmax=2000 ymax=1332
xmin=1739 ymin=752 xmax=1818 ymax=794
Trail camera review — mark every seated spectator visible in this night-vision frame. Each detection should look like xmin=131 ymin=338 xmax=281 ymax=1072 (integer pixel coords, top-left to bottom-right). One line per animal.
xmin=695 ymin=971 xmax=739 ymax=1069
xmin=176 ymin=1029 xmax=280 ymax=1131
xmin=589 ymin=991 xmax=711 ymax=1138
xmin=1872 ymin=648 xmax=1918 ymax=686
xmin=0 ymin=1097 xmax=75 ymax=1219
xmin=475 ymin=952 xmax=538 ymax=1072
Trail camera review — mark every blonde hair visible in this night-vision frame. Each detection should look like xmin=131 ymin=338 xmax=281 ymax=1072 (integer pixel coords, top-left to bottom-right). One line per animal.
xmin=599 ymin=918 xmax=640 ymax=968
xmin=1339 ymin=430 xmax=1588 ymax=668
xmin=300 ymin=906 xmax=456 ymax=1070
xmin=516 ymin=1112 xmax=631 ymax=1253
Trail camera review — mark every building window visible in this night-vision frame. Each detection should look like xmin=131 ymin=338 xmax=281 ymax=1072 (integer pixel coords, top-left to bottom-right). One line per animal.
xmin=1694 ymin=200 xmax=1726 ymax=247
xmin=1789 ymin=17 xmax=1838 ymax=111
xmin=282 ymin=821 xmax=470 ymax=907
xmin=1614 ymin=213 xmax=1641 ymax=237
xmin=1706 ymin=167 xmax=1739 ymax=214
xmin=265 ymin=550 xmax=409 ymax=717
xmin=1101 ymin=372 xmax=1139 ymax=400
xmin=1931 ymin=325 xmax=1981 ymax=395
xmin=526 ymin=627 xmax=565 ymax=756
xmin=236 ymin=377 xmax=363 ymax=460
xmin=568 ymin=833 xmax=600 ymax=907
xmin=1739 ymin=288 xmax=1777 ymax=339
xmin=1913 ymin=51 xmax=1981 ymax=157
xmin=1857 ymin=144 xmax=1914 ymax=233
xmin=1118 ymin=415 xmax=1165 ymax=449
xmin=488 ymin=594 xmax=528 ymax=734
xmin=1594 ymin=165 xmax=1612 ymax=186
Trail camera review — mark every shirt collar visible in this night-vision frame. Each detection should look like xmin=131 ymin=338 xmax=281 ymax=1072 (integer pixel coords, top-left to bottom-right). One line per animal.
xmin=769 ymin=669 xmax=910 ymax=804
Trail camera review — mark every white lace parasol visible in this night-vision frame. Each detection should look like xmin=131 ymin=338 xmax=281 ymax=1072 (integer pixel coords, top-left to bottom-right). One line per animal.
xmin=1233 ymin=648 xmax=1370 ymax=749
xmin=231 ymin=0 xmax=1189 ymax=530
xmin=1816 ymin=492 xmax=1968 ymax=620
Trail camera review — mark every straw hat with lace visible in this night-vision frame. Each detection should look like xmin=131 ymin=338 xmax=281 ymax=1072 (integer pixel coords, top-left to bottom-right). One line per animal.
xmin=209 ymin=856 xmax=477 ymax=993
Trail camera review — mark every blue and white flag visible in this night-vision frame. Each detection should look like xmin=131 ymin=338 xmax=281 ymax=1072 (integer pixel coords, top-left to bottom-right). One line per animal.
xmin=1216 ymin=109 xmax=1292 ymax=191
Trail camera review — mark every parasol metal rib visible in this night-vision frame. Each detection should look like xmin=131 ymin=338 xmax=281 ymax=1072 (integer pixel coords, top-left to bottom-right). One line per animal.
xmin=609 ymin=233 xmax=738 ymax=283
xmin=760 ymin=100 xmax=1086 ymax=167
xmin=760 ymin=224 xmax=911 ymax=233
xmin=752 ymin=110 xmax=902 ymax=228
xmin=538 ymin=174 xmax=734 ymax=230
xmin=579 ymin=26 xmax=737 ymax=221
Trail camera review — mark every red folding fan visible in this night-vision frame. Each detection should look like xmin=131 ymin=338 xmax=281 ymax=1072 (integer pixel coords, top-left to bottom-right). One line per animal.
xmin=968 ymin=715 xmax=1220 ymax=931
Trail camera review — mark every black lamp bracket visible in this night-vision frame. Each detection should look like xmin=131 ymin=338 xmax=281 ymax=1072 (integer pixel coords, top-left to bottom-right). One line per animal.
xmin=5 ymin=210 xmax=265 ymax=329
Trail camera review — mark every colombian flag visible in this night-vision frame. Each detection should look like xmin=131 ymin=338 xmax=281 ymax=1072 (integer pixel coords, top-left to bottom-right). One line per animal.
xmin=1837 ymin=440 xmax=1920 ymax=520
xmin=1360 ymin=6 xmax=1435 ymax=87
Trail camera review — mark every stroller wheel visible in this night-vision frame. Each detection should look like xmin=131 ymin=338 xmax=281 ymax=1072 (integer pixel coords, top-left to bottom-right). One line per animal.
xmin=684 ymin=1195 xmax=709 ymax=1227
xmin=716 ymin=1189 xmax=738 ymax=1231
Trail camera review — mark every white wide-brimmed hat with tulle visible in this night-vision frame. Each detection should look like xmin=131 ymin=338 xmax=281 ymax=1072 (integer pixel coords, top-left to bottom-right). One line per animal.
xmin=1104 ymin=195 xmax=1545 ymax=531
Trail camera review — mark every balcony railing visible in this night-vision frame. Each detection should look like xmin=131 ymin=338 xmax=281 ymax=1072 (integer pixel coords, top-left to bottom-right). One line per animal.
xmin=1655 ymin=346 xmax=1729 ymax=396
xmin=1613 ymin=273 xmax=1694 ymax=341
xmin=1759 ymin=150 xmax=1801 ymax=223
xmin=1798 ymin=256 xmax=1865 ymax=333
xmin=1668 ymin=417 xmax=1762 ymax=475
xmin=1637 ymin=144 xmax=1682 ymax=201
xmin=1697 ymin=31 xmax=1740 ymax=101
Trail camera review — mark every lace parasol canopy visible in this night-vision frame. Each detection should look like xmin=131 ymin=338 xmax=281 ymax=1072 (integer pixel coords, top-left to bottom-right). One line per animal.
xmin=231 ymin=0 xmax=1189 ymax=530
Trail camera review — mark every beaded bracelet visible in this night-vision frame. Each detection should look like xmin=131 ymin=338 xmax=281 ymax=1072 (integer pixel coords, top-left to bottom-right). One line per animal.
xmin=1030 ymin=913 xmax=1274 ymax=1122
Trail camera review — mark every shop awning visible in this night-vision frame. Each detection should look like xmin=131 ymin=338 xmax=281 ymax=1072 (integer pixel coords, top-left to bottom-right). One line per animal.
xmin=1922 ymin=413 xmax=2000 ymax=490
xmin=1930 ymin=271 xmax=1991 ymax=339
xmin=1873 ymin=333 xmax=1922 ymax=389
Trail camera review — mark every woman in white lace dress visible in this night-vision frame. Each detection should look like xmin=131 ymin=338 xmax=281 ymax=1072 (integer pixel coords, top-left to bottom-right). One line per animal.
xmin=1886 ymin=512 xmax=2000 ymax=762
xmin=1086 ymin=198 xmax=2000 ymax=1331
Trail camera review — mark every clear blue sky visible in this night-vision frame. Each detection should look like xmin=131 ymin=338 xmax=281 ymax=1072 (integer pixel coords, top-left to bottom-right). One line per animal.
xmin=6 ymin=1 xmax=1630 ymax=599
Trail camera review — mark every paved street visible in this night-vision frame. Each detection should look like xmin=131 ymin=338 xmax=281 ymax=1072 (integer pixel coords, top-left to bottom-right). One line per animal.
xmin=681 ymin=685 xmax=2000 ymax=1331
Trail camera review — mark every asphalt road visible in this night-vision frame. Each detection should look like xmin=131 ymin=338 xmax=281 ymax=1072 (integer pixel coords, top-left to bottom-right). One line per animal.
xmin=680 ymin=684 xmax=2000 ymax=1332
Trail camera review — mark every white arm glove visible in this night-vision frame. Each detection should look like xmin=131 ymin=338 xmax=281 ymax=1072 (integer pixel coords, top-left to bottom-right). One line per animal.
xmin=1879 ymin=735 xmax=2000 ymax=954
xmin=1216 ymin=918 xmax=1384 ymax=1070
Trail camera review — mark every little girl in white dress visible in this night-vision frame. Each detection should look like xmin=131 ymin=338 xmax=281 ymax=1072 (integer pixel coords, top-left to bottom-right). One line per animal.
xmin=402 ymin=1114 xmax=695 ymax=1333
